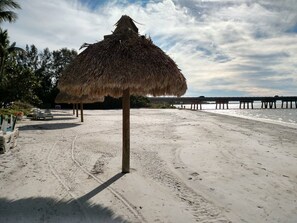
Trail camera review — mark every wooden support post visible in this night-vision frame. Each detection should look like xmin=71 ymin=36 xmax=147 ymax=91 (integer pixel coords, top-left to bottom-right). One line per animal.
xmin=274 ymin=101 xmax=276 ymax=109
xmin=73 ymin=104 xmax=75 ymax=115
xmin=122 ymin=88 xmax=130 ymax=173
xmin=80 ymin=103 xmax=84 ymax=122
xmin=76 ymin=104 xmax=79 ymax=117
xmin=251 ymin=102 xmax=254 ymax=109
xmin=281 ymin=101 xmax=284 ymax=108
xmin=215 ymin=103 xmax=218 ymax=109
xmin=290 ymin=101 xmax=293 ymax=109
xmin=190 ymin=104 xmax=192 ymax=110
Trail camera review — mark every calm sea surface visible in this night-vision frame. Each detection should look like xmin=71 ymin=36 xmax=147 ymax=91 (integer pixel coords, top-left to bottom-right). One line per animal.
xmin=177 ymin=102 xmax=297 ymax=127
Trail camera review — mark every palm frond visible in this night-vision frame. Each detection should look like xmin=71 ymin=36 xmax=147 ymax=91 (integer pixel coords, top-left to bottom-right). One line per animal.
xmin=0 ymin=11 xmax=18 ymax=23
xmin=0 ymin=0 xmax=21 ymax=9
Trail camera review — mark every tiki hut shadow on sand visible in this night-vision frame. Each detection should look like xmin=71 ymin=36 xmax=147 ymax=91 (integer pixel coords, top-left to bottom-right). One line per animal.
xmin=58 ymin=15 xmax=187 ymax=173
xmin=55 ymin=91 xmax=104 ymax=122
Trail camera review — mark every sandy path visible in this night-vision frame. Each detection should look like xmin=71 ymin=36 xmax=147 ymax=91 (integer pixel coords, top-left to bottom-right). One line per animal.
xmin=0 ymin=109 xmax=297 ymax=222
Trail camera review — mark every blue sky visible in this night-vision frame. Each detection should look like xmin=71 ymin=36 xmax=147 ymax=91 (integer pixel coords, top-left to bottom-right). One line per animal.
xmin=3 ymin=0 xmax=297 ymax=97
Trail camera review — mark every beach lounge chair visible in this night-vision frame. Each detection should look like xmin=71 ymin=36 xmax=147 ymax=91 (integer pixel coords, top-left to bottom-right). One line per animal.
xmin=7 ymin=116 xmax=17 ymax=132
xmin=31 ymin=108 xmax=53 ymax=120
xmin=44 ymin=109 xmax=54 ymax=120
xmin=0 ymin=115 xmax=17 ymax=133
xmin=1 ymin=119 xmax=7 ymax=133
xmin=31 ymin=108 xmax=40 ymax=120
xmin=0 ymin=114 xmax=19 ymax=153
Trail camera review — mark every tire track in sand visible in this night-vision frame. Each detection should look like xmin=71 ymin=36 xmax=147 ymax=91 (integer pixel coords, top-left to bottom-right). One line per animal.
xmin=71 ymin=134 xmax=147 ymax=223
xmin=48 ymin=132 xmax=146 ymax=223
xmin=47 ymin=140 xmax=91 ymax=223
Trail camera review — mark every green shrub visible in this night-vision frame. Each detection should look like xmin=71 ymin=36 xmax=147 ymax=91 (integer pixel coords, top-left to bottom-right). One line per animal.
xmin=0 ymin=101 xmax=33 ymax=116
xmin=10 ymin=101 xmax=33 ymax=110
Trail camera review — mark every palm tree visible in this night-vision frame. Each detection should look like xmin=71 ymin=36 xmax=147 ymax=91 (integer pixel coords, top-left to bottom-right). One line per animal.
xmin=0 ymin=0 xmax=21 ymax=23
xmin=0 ymin=28 xmax=24 ymax=76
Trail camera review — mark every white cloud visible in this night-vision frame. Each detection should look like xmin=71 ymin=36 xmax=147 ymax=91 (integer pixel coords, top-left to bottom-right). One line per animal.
xmin=2 ymin=0 xmax=297 ymax=96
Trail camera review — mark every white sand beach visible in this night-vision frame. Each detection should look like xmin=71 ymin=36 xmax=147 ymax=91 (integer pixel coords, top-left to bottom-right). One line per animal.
xmin=0 ymin=109 xmax=297 ymax=223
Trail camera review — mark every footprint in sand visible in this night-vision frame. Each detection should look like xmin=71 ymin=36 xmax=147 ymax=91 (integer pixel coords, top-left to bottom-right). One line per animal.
xmin=190 ymin=172 xmax=199 ymax=177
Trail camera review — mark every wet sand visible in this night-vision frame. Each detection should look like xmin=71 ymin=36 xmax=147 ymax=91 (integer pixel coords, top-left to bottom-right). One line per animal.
xmin=0 ymin=109 xmax=296 ymax=222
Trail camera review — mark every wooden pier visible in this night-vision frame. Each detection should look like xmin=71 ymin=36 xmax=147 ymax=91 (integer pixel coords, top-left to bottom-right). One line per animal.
xmin=215 ymin=100 xmax=229 ymax=109
xmin=149 ymin=96 xmax=297 ymax=110
xmin=281 ymin=100 xmax=297 ymax=109
xmin=190 ymin=102 xmax=202 ymax=110
xmin=239 ymin=99 xmax=254 ymax=109
xmin=261 ymin=99 xmax=277 ymax=109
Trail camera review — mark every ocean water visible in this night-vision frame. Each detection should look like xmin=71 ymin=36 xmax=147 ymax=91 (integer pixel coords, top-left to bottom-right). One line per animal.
xmin=177 ymin=102 xmax=297 ymax=127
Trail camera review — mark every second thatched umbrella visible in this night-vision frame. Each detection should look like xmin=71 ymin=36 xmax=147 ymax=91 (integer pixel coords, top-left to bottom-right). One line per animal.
xmin=58 ymin=15 xmax=187 ymax=173
xmin=55 ymin=91 xmax=104 ymax=122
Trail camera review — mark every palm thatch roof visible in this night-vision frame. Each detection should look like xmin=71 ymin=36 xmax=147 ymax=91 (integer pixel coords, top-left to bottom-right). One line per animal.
xmin=55 ymin=91 xmax=104 ymax=104
xmin=58 ymin=15 xmax=187 ymax=98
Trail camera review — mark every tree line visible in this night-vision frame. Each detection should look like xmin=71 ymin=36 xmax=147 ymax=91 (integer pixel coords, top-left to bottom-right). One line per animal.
xmin=0 ymin=39 xmax=77 ymax=107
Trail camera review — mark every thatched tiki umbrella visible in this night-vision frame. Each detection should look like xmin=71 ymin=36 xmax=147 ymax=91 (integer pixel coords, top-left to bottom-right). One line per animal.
xmin=58 ymin=15 xmax=187 ymax=173
xmin=55 ymin=91 xmax=104 ymax=122
xmin=55 ymin=92 xmax=79 ymax=117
